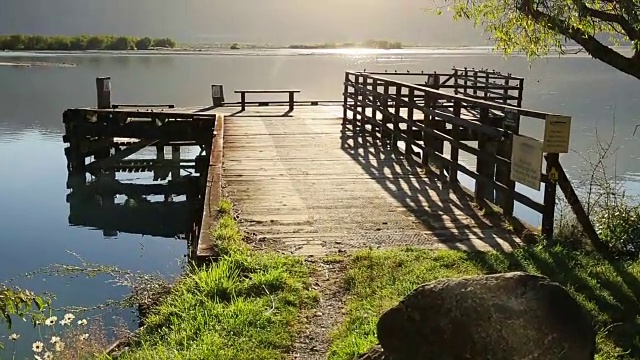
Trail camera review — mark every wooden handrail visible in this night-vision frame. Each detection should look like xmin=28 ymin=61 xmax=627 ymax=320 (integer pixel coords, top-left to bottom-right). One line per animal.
xmin=346 ymin=71 xmax=561 ymax=120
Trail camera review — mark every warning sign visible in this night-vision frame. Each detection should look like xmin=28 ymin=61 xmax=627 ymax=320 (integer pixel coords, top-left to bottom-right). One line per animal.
xmin=543 ymin=115 xmax=571 ymax=153
xmin=511 ymin=134 xmax=543 ymax=191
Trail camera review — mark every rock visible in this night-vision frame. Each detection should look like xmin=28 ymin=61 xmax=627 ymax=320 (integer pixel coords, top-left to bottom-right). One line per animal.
xmin=376 ymin=272 xmax=595 ymax=360
xmin=357 ymin=344 xmax=389 ymax=360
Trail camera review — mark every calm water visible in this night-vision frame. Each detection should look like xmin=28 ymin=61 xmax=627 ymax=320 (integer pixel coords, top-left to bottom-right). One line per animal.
xmin=1 ymin=48 xmax=639 ymax=356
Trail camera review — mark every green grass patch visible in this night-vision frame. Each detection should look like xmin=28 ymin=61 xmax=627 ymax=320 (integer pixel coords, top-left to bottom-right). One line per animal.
xmin=112 ymin=200 xmax=318 ymax=360
xmin=328 ymin=244 xmax=640 ymax=360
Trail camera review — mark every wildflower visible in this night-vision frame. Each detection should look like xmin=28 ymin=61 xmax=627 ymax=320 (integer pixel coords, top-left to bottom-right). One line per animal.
xmin=54 ymin=341 xmax=65 ymax=352
xmin=59 ymin=319 xmax=70 ymax=326
xmin=49 ymin=336 xmax=60 ymax=344
xmin=43 ymin=353 xmax=54 ymax=360
xmin=35 ymin=356 xmax=42 ymax=360
xmin=79 ymin=334 xmax=89 ymax=341
xmin=44 ymin=316 xmax=57 ymax=326
xmin=77 ymin=319 xmax=87 ymax=326
xmin=9 ymin=333 xmax=20 ymax=341
xmin=63 ymin=313 xmax=75 ymax=322
xmin=32 ymin=341 xmax=44 ymax=352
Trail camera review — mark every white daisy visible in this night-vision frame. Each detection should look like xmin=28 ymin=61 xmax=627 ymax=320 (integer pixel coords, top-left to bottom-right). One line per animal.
xmin=49 ymin=336 xmax=60 ymax=344
xmin=63 ymin=313 xmax=75 ymax=322
xmin=9 ymin=333 xmax=20 ymax=341
xmin=77 ymin=319 xmax=87 ymax=326
xmin=44 ymin=316 xmax=57 ymax=326
xmin=79 ymin=333 xmax=89 ymax=341
xmin=32 ymin=341 xmax=44 ymax=353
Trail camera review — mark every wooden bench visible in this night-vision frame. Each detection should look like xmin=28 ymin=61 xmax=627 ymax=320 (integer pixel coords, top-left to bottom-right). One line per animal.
xmin=234 ymin=89 xmax=301 ymax=112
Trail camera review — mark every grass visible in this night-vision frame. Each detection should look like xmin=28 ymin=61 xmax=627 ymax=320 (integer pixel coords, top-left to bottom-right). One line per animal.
xmin=110 ymin=200 xmax=318 ymax=360
xmin=328 ymin=243 xmax=640 ymax=360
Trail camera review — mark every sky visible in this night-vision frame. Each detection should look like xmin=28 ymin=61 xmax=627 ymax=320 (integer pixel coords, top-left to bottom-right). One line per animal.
xmin=0 ymin=0 xmax=487 ymax=45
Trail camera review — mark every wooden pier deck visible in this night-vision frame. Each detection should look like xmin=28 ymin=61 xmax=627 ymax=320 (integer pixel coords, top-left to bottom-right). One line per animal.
xmin=65 ymin=69 xmax=602 ymax=262
xmin=211 ymin=105 xmax=520 ymax=256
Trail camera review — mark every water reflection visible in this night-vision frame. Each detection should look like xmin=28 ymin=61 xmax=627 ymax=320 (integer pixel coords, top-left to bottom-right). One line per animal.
xmin=66 ymin=172 xmax=200 ymax=239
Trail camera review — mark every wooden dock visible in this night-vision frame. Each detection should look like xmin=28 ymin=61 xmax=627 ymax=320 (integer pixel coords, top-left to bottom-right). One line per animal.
xmin=63 ymin=68 xmax=604 ymax=263
xmin=216 ymin=105 xmax=520 ymax=255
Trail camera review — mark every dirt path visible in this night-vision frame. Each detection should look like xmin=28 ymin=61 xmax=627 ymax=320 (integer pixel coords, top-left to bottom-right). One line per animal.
xmin=290 ymin=257 xmax=348 ymax=360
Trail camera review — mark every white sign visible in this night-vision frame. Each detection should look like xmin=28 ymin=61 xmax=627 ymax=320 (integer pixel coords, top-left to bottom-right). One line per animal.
xmin=511 ymin=134 xmax=543 ymax=191
xmin=543 ymin=115 xmax=571 ymax=153
xmin=212 ymin=86 xmax=222 ymax=98
xmin=103 ymin=79 xmax=111 ymax=92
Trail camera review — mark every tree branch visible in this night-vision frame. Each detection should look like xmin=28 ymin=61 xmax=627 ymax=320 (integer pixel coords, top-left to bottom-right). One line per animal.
xmin=572 ymin=0 xmax=640 ymax=40
xmin=519 ymin=0 xmax=640 ymax=80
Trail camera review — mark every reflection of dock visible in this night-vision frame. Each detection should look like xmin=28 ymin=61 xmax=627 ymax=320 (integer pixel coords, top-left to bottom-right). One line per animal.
xmin=62 ymin=78 xmax=216 ymax=253
xmin=66 ymin=174 xmax=201 ymax=238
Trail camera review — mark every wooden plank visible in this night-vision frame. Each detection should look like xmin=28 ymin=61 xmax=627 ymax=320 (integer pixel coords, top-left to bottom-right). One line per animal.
xmin=197 ymin=114 xmax=225 ymax=262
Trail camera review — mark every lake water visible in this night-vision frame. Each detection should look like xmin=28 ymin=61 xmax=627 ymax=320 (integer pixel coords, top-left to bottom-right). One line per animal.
xmin=1 ymin=48 xmax=639 ymax=356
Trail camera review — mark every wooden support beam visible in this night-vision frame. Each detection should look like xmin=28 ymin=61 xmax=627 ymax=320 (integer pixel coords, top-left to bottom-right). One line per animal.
xmin=86 ymin=139 xmax=158 ymax=174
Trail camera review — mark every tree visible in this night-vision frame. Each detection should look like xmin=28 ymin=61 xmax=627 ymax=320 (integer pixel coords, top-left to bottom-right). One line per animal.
xmin=135 ymin=37 xmax=153 ymax=50
xmin=438 ymin=0 xmax=640 ymax=79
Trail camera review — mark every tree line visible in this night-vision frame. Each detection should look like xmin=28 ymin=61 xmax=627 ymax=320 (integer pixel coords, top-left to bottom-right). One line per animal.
xmin=0 ymin=35 xmax=177 ymax=51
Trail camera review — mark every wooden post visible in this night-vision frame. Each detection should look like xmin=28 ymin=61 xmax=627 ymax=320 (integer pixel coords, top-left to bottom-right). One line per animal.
xmin=96 ymin=77 xmax=112 ymax=109
xmin=475 ymin=109 xmax=497 ymax=203
xmin=382 ymin=83 xmax=390 ymax=145
xmin=464 ymin=68 xmax=469 ymax=97
xmin=393 ymin=85 xmax=402 ymax=150
xmin=360 ymin=76 xmax=369 ymax=130
xmin=473 ymin=70 xmax=479 ymax=99
xmin=240 ymin=92 xmax=246 ymax=111
xmin=343 ymin=72 xmax=349 ymax=123
xmin=211 ymin=84 xmax=225 ymax=107
xmin=171 ymin=145 xmax=181 ymax=180
xmin=406 ymin=88 xmax=415 ymax=161
xmin=542 ymin=153 xmax=559 ymax=239
xmin=503 ymin=77 xmax=510 ymax=105
xmin=288 ymin=91 xmax=295 ymax=113
xmin=352 ymin=74 xmax=360 ymax=128
xmin=453 ymin=68 xmax=459 ymax=96
xmin=450 ymin=100 xmax=462 ymax=183
xmin=372 ymin=79 xmax=379 ymax=141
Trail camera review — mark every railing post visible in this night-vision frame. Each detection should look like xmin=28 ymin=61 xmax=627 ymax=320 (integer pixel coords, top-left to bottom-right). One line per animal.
xmin=503 ymin=76 xmax=510 ymax=105
xmin=353 ymin=73 xmax=360 ymax=128
xmin=372 ymin=78 xmax=379 ymax=141
xmin=450 ymin=100 xmax=462 ymax=183
xmin=473 ymin=69 xmax=479 ymax=99
xmin=484 ymin=72 xmax=490 ymax=101
xmin=360 ymin=75 xmax=368 ymax=129
xmin=453 ymin=68 xmax=459 ymax=96
xmin=475 ymin=108 xmax=497 ymax=204
xmin=542 ymin=153 xmax=559 ymax=240
xmin=343 ymin=72 xmax=349 ymax=123
xmin=496 ymin=108 xmax=521 ymax=218
xmin=382 ymin=83 xmax=390 ymax=145
xmin=393 ymin=85 xmax=402 ymax=150
xmin=464 ymin=67 xmax=469 ymax=97
xmin=517 ymin=78 xmax=525 ymax=108
xmin=406 ymin=88 xmax=415 ymax=161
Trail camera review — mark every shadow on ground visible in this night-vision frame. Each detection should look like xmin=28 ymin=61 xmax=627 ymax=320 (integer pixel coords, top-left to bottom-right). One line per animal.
xmin=339 ymin=118 xmax=522 ymax=252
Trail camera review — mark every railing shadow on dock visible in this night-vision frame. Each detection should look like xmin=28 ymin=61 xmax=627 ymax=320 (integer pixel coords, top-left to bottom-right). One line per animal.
xmin=340 ymin=68 xmax=607 ymax=251
xmin=340 ymin=120 xmax=520 ymax=251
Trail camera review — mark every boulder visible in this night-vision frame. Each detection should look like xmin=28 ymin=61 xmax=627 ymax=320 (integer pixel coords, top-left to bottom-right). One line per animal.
xmin=376 ymin=272 xmax=595 ymax=360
